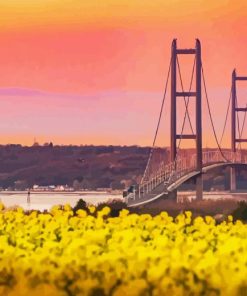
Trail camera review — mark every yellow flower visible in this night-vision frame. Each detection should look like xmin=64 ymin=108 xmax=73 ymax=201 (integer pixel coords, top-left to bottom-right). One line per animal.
xmin=63 ymin=204 xmax=72 ymax=212
xmin=205 ymin=215 xmax=215 ymax=225
xmin=76 ymin=209 xmax=87 ymax=218
xmin=97 ymin=206 xmax=111 ymax=218
xmin=0 ymin=202 xmax=5 ymax=211
xmin=119 ymin=209 xmax=129 ymax=218
xmin=88 ymin=205 xmax=96 ymax=214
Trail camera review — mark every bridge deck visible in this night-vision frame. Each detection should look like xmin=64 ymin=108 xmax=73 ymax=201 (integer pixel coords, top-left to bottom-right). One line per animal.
xmin=128 ymin=182 xmax=168 ymax=207
xmin=127 ymin=159 xmax=247 ymax=207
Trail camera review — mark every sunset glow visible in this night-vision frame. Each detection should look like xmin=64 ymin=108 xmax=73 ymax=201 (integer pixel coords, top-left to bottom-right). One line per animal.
xmin=0 ymin=0 xmax=247 ymax=147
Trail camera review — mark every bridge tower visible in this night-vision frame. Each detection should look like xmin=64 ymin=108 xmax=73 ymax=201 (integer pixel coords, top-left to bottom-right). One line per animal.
xmin=230 ymin=70 xmax=247 ymax=191
xmin=171 ymin=39 xmax=203 ymax=199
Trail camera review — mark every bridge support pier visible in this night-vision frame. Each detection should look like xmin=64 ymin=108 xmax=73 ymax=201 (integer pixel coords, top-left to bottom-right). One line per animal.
xmin=230 ymin=168 xmax=236 ymax=191
xmin=230 ymin=69 xmax=247 ymax=191
xmin=168 ymin=190 xmax=177 ymax=201
xmin=196 ymin=174 xmax=203 ymax=200
xmin=170 ymin=39 xmax=203 ymax=201
xmin=231 ymin=70 xmax=237 ymax=192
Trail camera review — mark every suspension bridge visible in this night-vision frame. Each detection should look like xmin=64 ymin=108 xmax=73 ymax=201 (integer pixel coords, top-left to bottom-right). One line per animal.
xmin=126 ymin=39 xmax=247 ymax=207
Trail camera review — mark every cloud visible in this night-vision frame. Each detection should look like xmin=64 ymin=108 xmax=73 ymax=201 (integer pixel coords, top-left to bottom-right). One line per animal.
xmin=0 ymin=87 xmax=83 ymax=100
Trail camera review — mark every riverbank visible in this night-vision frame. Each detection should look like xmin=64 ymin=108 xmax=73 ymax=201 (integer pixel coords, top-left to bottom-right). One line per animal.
xmin=1 ymin=190 xmax=247 ymax=214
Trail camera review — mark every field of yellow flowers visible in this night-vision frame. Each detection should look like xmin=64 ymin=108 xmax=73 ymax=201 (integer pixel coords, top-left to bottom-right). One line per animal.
xmin=0 ymin=203 xmax=247 ymax=296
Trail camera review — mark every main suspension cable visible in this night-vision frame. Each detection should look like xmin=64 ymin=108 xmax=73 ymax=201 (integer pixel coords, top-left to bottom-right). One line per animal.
xmin=202 ymin=64 xmax=228 ymax=161
xmin=239 ymin=105 xmax=247 ymax=144
xmin=236 ymin=94 xmax=242 ymax=151
xmin=141 ymin=59 xmax=172 ymax=184
xmin=220 ymin=86 xmax=232 ymax=146
xmin=170 ymin=55 xmax=195 ymax=175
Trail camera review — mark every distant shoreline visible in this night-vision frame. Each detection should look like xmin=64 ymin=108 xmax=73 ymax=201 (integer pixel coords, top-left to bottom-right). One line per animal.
xmin=0 ymin=191 xmax=121 ymax=196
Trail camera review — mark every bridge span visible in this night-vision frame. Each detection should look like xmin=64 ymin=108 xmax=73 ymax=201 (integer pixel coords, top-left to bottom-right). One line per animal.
xmin=127 ymin=150 xmax=247 ymax=207
xmin=126 ymin=39 xmax=247 ymax=207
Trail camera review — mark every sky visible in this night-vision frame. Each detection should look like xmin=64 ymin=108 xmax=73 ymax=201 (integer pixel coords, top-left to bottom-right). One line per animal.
xmin=0 ymin=0 xmax=247 ymax=147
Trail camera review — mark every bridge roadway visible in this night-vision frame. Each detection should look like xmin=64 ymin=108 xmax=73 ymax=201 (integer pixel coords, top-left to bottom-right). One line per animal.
xmin=127 ymin=160 xmax=247 ymax=207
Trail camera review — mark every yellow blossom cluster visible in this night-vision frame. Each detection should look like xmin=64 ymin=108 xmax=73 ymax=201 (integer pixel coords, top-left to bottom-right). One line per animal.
xmin=0 ymin=203 xmax=247 ymax=296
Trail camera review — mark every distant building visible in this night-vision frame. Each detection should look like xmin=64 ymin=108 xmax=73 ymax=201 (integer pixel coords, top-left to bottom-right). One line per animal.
xmin=54 ymin=185 xmax=65 ymax=192
xmin=32 ymin=184 xmax=73 ymax=192
xmin=33 ymin=185 xmax=55 ymax=191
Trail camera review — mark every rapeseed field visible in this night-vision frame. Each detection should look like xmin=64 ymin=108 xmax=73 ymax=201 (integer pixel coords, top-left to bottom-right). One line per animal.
xmin=0 ymin=203 xmax=246 ymax=296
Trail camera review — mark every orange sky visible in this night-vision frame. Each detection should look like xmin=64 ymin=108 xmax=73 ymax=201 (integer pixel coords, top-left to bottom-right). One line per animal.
xmin=0 ymin=0 xmax=247 ymax=147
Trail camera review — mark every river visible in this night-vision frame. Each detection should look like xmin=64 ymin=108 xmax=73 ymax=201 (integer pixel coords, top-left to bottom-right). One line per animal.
xmin=0 ymin=192 xmax=123 ymax=211
xmin=0 ymin=191 xmax=247 ymax=212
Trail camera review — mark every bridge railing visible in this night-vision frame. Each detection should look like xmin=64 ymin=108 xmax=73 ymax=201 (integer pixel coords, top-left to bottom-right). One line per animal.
xmin=137 ymin=154 xmax=197 ymax=199
xmin=202 ymin=150 xmax=242 ymax=165
xmin=132 ymin=150 xmax=245 ymax=201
